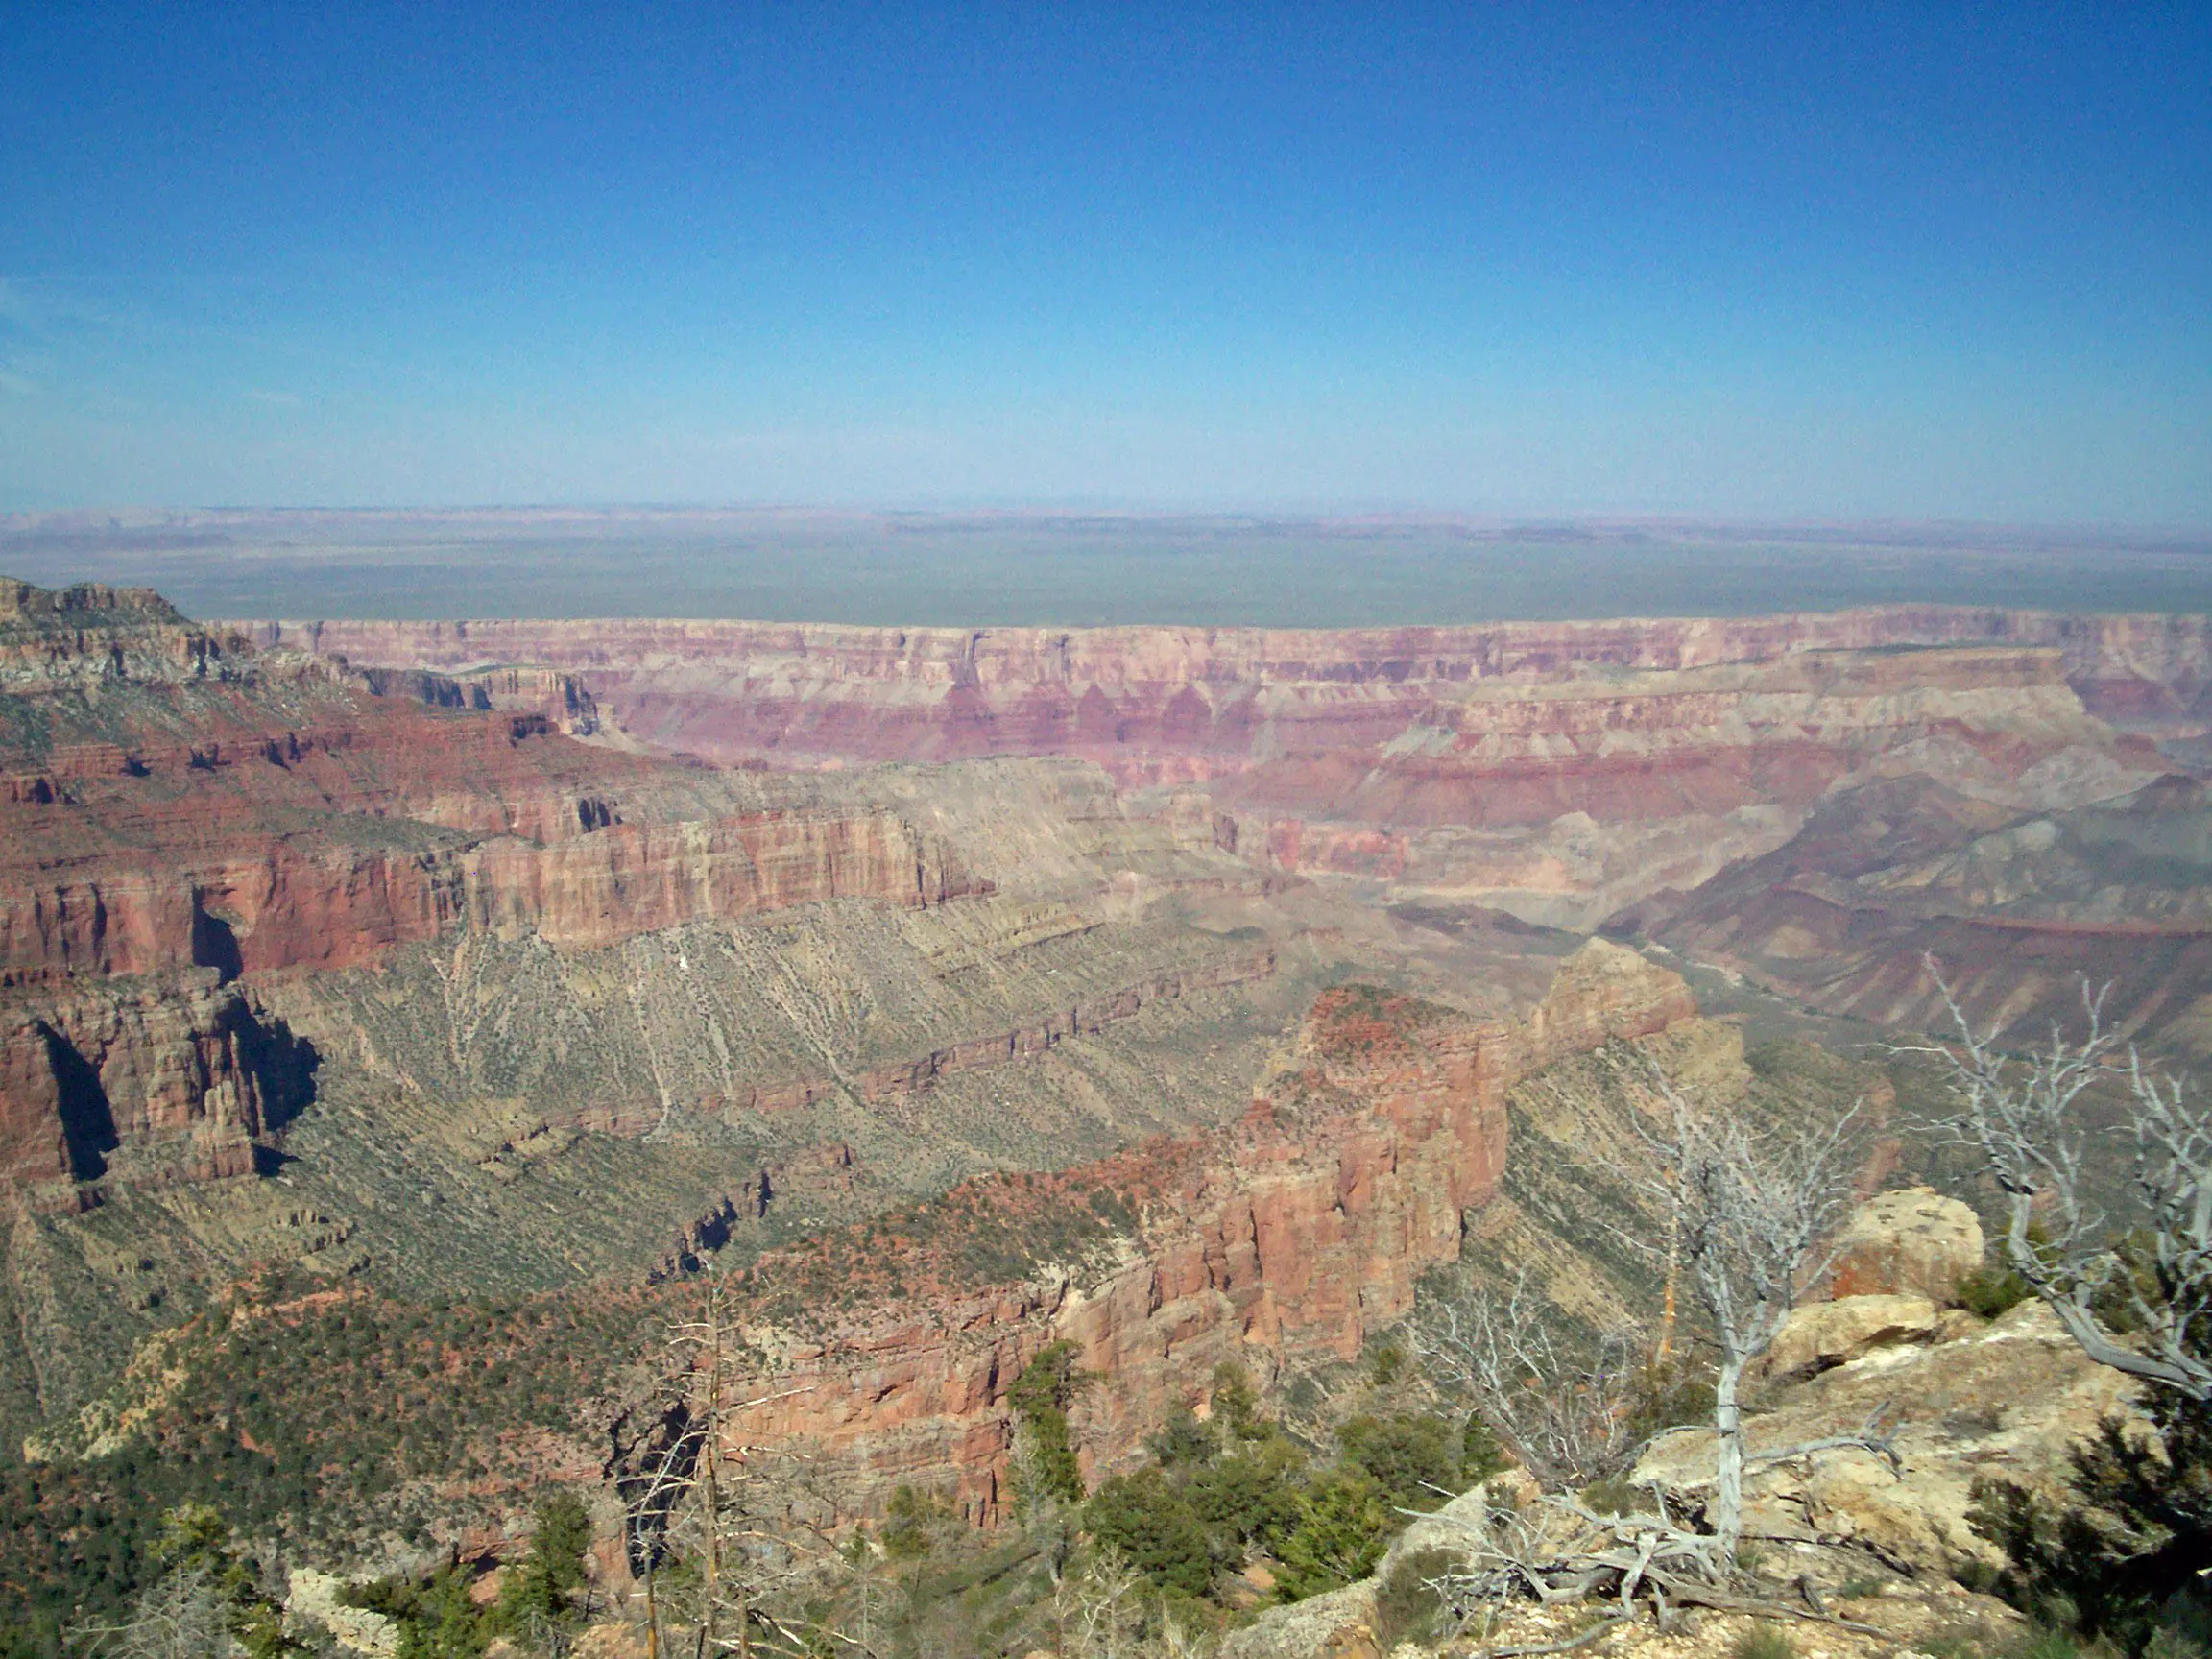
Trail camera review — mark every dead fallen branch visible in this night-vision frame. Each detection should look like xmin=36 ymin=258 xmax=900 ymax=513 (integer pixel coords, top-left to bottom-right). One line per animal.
xmin=1419 ymin=1487 xmax=1896 ymax=1656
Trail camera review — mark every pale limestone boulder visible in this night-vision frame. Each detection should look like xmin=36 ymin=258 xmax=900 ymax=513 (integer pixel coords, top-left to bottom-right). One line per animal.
xmin=1827 ymin=1187 xmax=1985 ymax=1304
xmin=1219 ymin=1578 xmax=1382 ymax=1659
xmin=1801 ymin=1445 xmax=1984 ymax=1563
xmin=1636 ymin=1294 xmax=2141 ymax=1578
xmin=286 ymin=1569 xmax=399 ymax=1659
xmin=1380 ymin=1469 xmax=1538 ymax=1577
xmin=1764 ymin=1292 xmax=1939 ymax=1381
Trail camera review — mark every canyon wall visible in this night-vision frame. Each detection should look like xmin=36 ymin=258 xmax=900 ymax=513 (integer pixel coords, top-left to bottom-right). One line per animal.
xmin=236 ymin=607 xmax=2212 ymax=780
xmin=3 ymin=577 xmax=252 ymax=685
xmin=0 ymin=977 xmax=316 ymax=1196
xmin=1 ymin=581 xmax=997 ymax=1202
xmin=2 ymin=811 xmax=979 ymax=981
xmin=1633 ymin=772 xmax=2212 ymax=1052
xmin=704 ymin=939 xmax=1695 ymax=1527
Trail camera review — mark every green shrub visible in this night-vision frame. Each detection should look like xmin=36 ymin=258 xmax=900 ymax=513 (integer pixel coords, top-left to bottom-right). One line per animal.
xmin=1146 ymin=1408 xmax=1219 ymax=1468
xmin=1369 ymin=1341 xmax=1407 ymax=1386
xmin=1730 ymin=1623 xmax=1794 ymax=1659
xmin=1956 ymin=1264 xmax=2033 ymax=1320
xmin=1273 ymin=1468 xmax=1392 ymax=1601
xmin=351 ymin=1566 xmax=489 ymax=1659
xmin=396 ymin=1566 xmax=487 ymax=1659
xmin=1186 ymin=1440 xmax=1307 ymax=1550
xmin=1460 ymin=1414 xmax=1507 ymax=1485
xmin=1376 ymin=1548 xmax=1457 ymax=1648
xmin=1211 ymin=1362 xmax=1263 ymax=1440
xmin=1622 ymin=1356 xmax=1717 ymax=1448
xmin=151 ymin=1504 xmax=296 ymax=1659
xmin=1085 ymin=1470 xmax=1214 ymax=1596
xmin=490 ymin=1491 xmax=590 ymax=1632
xmin=1338 ymin=1413 xmax=1464 ymax=1512
xmin=1579 ymin=1476 xmax=1655 ymax=1518
xmin=1969 ymin=1367 xmax=2212 ymax=1657
xmin=1008 ymin=1341 xmax=1093 ymax=1505
xmin=882 ymin=1484 xmax=950 ymax=1559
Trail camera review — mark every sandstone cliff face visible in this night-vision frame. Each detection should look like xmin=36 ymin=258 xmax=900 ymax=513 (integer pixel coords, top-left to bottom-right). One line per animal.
xmin=1 ymin=578 xmax=252 ymax=686
xmin=0 ymin=977 xmax=314 ymax=1196
xmin=240 ymin=606 xmax=2212 ymax=775
xmin=2 ymin=809 xmax=978 ymax=981
xmin=0 ymin=580 xmax=990 ymax=1203
xmin=705 ymin=940 xmax=1695 ymax=1527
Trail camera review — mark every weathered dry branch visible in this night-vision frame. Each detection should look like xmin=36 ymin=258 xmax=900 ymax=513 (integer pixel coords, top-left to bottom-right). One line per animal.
xmin=1912 ymin=959 xmax=2212 ymax=1401
xmin=1409 ymin=1270 xmax=1645 ymax=1489
xmin=1599 ymin=1055 xmax=1866 ymax=1554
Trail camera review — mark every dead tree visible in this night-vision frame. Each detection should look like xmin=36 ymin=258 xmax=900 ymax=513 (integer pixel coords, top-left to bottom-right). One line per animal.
xmin=1916 ymin=964 xmax=2212 ymax=1401
xmin=1410 ymin=1271 xmax=1644 ymax=1489
xmin=1421 ymin=1491 xmax=1887 ymax=1655
xmin=71 ymin=1571 xmax=240 ymax=1659
xmin=1608 ymin=1057 xmax=1865 ymax=1558
xmin=651 ymin=1272 xmax=829 ymax=1659
xmin=620 ymin=1406 xmax=705 ymax=1659
xmin=1048 ymin=1549 xmax=1204 ymax=1659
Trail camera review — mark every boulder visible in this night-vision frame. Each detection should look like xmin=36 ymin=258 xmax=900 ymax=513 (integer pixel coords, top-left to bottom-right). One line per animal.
xmin=1764 ymin=1292 xmax=1939 ymax=1381
xmin=1827 ymin=1187 xmax=1985 ymax=1304
xmin=285 ymin=1569 xmax=399 ymax=1659
xmin=1218 ymin=1579 xmax=1382 ymax=1659
xmin=1379 ymin=1470 xmax=1537 ymax=1578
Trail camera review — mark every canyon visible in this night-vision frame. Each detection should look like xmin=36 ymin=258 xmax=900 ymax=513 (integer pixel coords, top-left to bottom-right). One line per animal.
xmin=707 ymin=938 xmax=1699 ymax=1527
xmin=247 ymin=600 xmax=2212 ymax=1045
xmin=6 ymin=572 xmax=2211 ymax=1599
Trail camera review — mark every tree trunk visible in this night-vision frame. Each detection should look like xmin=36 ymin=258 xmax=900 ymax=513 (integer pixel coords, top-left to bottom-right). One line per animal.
xmin=1712 ymin=1358 xmax=1744 ymax=1561
xmin=702 ymin=1296 xmax=722 ymax=1659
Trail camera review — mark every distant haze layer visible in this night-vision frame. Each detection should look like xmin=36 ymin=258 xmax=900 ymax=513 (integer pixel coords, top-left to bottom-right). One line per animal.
xmin=4 ymin=509 xmax=2208 ymax=626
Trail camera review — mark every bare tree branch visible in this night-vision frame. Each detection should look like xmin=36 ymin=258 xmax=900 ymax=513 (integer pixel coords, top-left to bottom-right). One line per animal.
xmin=1602 ymin=1054 xmax=1866 ymax=1556
xmin=1410 ymin=1270 xmax=1644 ymax=1489
xmin=1910 ymin=957 xmax=2212 ymax=1401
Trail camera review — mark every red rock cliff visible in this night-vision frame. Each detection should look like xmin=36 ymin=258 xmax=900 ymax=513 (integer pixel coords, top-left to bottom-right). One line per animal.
xmin=0 ymin=977 xmax=314 ymax=1198
xmin=702 ymin=939 xmax=1695 ymax=1526
xmin=238 ymin=607 xmax=2212 ymax=781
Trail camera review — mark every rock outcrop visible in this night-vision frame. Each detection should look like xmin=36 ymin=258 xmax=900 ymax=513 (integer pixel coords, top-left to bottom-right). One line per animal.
xmin=1825 ymin=1186 xmax=1985 ymax=1303
xmin=702 ymin=940 xmax=1695 ymax=1526
xmin=1763 ymin=1292 xmax=1943 ymax=1381
xmin=1636 ymin=1297 xmax=2140 ymax=1575
xmin=0 ymin=976 xmax=314 ymax=1197
xmin=1 ymin=577 xmax=252 ymax=685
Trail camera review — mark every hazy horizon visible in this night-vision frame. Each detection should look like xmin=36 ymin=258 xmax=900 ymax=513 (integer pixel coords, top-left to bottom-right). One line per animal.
xmin=7 ymin=507 xmax=2208 ymax=626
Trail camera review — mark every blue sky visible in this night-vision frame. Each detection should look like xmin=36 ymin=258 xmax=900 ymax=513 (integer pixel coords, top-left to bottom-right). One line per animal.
xmin=2 ymin=3 xmax=2207 ymax=521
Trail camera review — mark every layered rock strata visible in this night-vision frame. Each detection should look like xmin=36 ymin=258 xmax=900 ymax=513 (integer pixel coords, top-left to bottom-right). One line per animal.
xmin=0 ymin=976 xmax=314 ymax=1195
xmin=238 ymin=607 xmax=2212 ymax=776
xmin=1632 ymin=772 xmax=2212 ymax=1049
xmin=697 ymin=946 xmax=1277 ymax=1118
xmin=703 ymin=940 xmax=1695 ymax=1526
xmin=0 ymin=580 xmax=987 ymax=1202
xmin=242 ymin=608 xmax=2187 ymax=945
xmin=4 ymin=810 xmax=978 ymax=984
